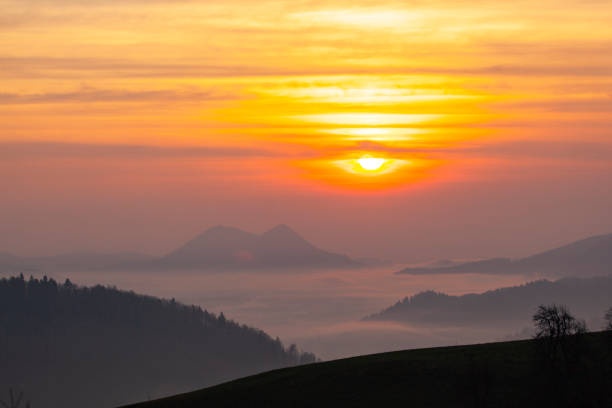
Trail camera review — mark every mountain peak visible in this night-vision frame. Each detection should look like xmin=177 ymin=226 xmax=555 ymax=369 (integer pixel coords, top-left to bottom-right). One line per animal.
xmin=205 ymin=225 xmax=245 ymax=234
xmin=161 ymin=224 xmax=359 ymax=269
xmin=261 ymin=225 xmax=310 ymax=246
xmin=396 ymin=232 xmax=612 ymax=278
xmin=263 ymin=224 xmax=298 ymax=236
xmin=196 ymin=225 xmax=256 ymax=240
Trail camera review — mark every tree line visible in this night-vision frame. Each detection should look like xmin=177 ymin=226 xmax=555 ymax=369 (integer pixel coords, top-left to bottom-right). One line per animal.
xmin=0 ymin=275 xmax=316 ymax=408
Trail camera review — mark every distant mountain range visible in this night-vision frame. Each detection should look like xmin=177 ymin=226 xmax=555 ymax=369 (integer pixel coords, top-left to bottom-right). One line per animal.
xmin=397 ymin=233 xmax=612 ymax=278
xmin=157 ymin=224 xmax=361 ymax=269
xmin=365 ymin=275 xmax=612 ymax=328
xmin=0 ymin=225 xmax=362 ymax=272
xmin=3 ymin=230 xmax=611 ymax=275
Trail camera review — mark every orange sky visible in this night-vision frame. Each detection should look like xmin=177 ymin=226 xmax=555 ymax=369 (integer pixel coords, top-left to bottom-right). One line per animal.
xmin=1 ymin=0 xmax=612 ymax=260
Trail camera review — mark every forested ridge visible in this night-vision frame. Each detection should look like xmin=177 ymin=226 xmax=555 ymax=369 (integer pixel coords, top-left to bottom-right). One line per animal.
xmin=0 ymin=275 xmax=315 ymax=408
xmin=366 ymin=276 xmax=612 ymax=326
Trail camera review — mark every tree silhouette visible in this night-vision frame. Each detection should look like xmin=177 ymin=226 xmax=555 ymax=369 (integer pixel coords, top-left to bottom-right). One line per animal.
xmin=533 ymin=304 xmax=586 ymax=340
xmin=0 ymin=389 xmax=30 ymax=408
xmin=533 ymin=304 xmax=587 ymax=370
xmin=0 ymin=274 xmax=316 ymax=408
xmin=605 ymin=307 xmax=612 ymax=330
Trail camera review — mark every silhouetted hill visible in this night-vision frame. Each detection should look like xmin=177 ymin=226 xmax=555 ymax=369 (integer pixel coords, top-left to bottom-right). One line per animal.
xmin=517 ymin=233 xmax=612 ymax=275
xmin=0 ymin=225 xmax=362 ymax=272
xmin=365 ymin=276 xmax=612 ymax=327
xmin=397 ymin=233 xmax=612 ymax=277
xmin=158 ymin=224 xmax=360 ymax=269
xmin=123 ymin=332 xmax=612 ymax=408
xmin=0 ymin=275 xmax=315 ymax=408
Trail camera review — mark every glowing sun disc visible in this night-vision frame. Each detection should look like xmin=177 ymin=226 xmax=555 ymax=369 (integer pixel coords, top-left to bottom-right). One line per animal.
xmin=357 ymin=157 xmax=385 ymax=171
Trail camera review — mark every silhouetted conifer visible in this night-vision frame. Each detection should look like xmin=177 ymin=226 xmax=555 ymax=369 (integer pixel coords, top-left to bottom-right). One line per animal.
xmin=0 ymin=275 xmax=315 ymax=408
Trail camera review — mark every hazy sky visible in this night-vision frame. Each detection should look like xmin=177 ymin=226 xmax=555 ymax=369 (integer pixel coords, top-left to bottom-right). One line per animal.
xmin=1 ymin=0 xmax=612 ymax=261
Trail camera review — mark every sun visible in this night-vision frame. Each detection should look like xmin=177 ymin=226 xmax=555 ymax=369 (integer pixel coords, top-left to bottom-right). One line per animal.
xmin=357 ymin=156 xmax=386 ymax=171
xmin=330 ymin=155 xmax=408 ymax=177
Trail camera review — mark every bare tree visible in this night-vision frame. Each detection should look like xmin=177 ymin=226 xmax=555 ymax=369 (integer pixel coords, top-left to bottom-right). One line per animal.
xmin=605 ymin=307 xmax=612 ymax=330
xmin=533 ymin=304 xmax=586 ymax=339
xmin=533 ymin=304 xmax=587 ymax=366
xmin=0 ymin=389 xmax=30 ymax=408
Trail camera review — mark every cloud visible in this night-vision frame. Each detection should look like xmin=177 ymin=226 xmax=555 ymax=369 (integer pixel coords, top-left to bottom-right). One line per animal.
xmin=3 ymin=56 xmax=612 ymax=80
xmin=0 ymin=57 xmax=348 ymax=80
xmin=468 ymin=140 xmax=612 ymax=162
xmin=495 ymin=96 xmax=612 ymax=113
xmin=352 ymin=140 xmax=612 ymax=162
xmin=4 ymin=0 xmax=199 ymax=5
xmin=473 ymin=65 xmax=612 ymax=77
xmin=0 ymin=57 xmax=277 ymax=79
xmin=0 ymin=87 xmax=236 ymax=105
xmin=0 ymin=142 xmax=291 ymax=159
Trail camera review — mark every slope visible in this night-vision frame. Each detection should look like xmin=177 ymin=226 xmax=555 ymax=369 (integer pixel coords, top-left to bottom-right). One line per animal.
xmin=123 ymin=332 xmax=612 ymax=408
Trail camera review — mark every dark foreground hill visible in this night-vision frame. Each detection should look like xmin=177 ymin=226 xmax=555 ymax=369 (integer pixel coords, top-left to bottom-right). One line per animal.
xmin=397 ymin=233 xmax=612 ymax=277
xmin=0 ymin=275 xmax=315 ymax=408
xmin=123 ymin=332 xmax=612 ymax=408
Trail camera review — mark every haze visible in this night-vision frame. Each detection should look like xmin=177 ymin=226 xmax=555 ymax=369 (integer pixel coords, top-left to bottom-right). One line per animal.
xmin=3 ymin=4 xmax=612 ymax=406
xmin=2 ymin=0 xmax=612 ymax=263
xmin=23 ymin=266 xmax=531 ymax=360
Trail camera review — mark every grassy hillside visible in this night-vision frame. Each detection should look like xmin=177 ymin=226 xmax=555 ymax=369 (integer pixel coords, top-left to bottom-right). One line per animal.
xmin=124 ymin=332 xmax=612 ymax=408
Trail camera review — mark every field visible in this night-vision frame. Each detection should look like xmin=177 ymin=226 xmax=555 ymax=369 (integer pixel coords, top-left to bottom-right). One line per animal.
xmin=123 ymin=331 xmax=612 ymax=408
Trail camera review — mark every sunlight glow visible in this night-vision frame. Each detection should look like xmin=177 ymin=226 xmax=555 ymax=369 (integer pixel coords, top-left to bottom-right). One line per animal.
xmin=291 ymin=113 xmax=440 ymax=126
xmin=330 ymin=156 xmax=410 ymax=178
xmin=262 ymin=86 xmax=474 ymax=104
xmin=319 ymin=127 xmax=425 ymax=141
xmin=291 ymin=9 xmax=423 ymax=29
xmin=357 ymin=156 xmax=386 ymax=171
xmin=6 ymin=0 xmax=607 ymax=192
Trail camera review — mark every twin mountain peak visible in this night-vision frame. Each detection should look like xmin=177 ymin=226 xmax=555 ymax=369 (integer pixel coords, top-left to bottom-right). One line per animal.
xmin=160 ymin=224 xmax=360 ymax=269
